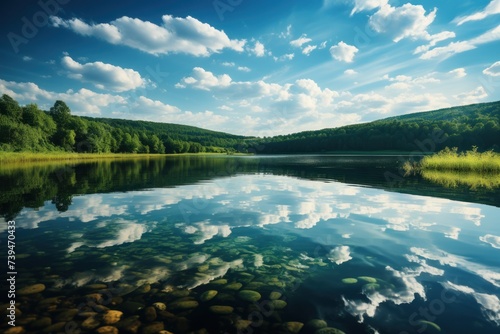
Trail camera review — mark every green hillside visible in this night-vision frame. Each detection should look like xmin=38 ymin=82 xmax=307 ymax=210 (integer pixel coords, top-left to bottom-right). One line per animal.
xmin=0 ymin=93 xmax=498 ymax=155
xmin=257 ymin=101 xmax=500 ymax=154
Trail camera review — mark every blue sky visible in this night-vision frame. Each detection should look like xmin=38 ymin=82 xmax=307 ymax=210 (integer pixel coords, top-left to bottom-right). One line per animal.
xmin=1 ymin=0 xmax=499 ymax=136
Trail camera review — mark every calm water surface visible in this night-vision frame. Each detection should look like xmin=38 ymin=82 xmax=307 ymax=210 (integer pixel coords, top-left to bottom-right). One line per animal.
xmin=1 ymin=155 xmax=499 ymax=334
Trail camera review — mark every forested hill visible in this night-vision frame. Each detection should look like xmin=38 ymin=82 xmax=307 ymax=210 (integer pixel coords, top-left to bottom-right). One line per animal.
xmin=0 ymin=93 xmax=499 ymax=155
xmin=257 ymin=101 xmax=500 ymax=154
xmin=0 ymin=94 xmax=252 ymax=154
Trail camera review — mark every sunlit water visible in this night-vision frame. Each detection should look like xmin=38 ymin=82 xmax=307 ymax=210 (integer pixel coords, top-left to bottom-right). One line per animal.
xmin=1 ymin=155 xmax=499 ymax=334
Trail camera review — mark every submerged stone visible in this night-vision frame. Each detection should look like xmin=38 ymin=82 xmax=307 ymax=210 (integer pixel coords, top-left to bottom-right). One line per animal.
xmin=315 ymin=327 xmax=346 ymax=334
xmin=209 ymin=305 xmax=234 ymax=315
xmin=305 ymin=319 xmax=328 ymax=330
xmin=341 ymin=278 xmax=358 ymax=284
xmin=169 ymin=300 xmax=199 ymax=310
xmin=224 ymin=282 xmax=243 ymax=291
xmin=283 ymin=321 xmax=304 ymax=333
xmin=152 ymin=302 xmax=167 ymax=311
xmin=200 ymin=290 xmax=218 ymax=302
xmin=363 ymin=283 xmax=381 ymax=292
xmin=102 ymin=310 xmax=123 ymax=325
xmin=269 ymin=291 xmax=282 ymax=300
xmin=96 ymin=326 xmax=119 ymax=334
xmin=18 ymin=283 xmax=45 ymax=295
xmin=358 ymin=276 xmax=377 ymax=283
xmin=238 ymin=290 xmax=262 ymax=302
xmin=235 ymin=320 xmax=253 ymax=331
xmin=270 ymin=299 xmax=287 ymax=310
xmin=81 ymin=316 xmax=101 ymax=330
xmin=211 ymin=279 xmax=227 ymax=285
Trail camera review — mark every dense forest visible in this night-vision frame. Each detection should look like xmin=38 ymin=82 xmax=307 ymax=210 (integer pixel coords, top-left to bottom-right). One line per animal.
xmin=0 ymin=94 xmax=499 ymax=155
xmin=257 ymin=101 xmax=500 ymax=153
xmin=0 ymin=94 xmax=251 ymax=154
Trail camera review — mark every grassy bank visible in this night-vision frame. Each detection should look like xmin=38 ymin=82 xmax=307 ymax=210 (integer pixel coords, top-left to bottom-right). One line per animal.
xmin=0 ymin=151 xmax=199 ymax=164
xmin=404 ymin=147 xmax=500 ymax=173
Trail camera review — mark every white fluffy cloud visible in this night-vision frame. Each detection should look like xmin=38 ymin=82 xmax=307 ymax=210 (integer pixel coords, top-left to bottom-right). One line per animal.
xmin=176 ymin=67 xmax=232 ymax=90
xmin=454 ymin=0 xmax=500 ymax=26
xmin=249 ymin=41 xmax=266 ymax=57
xmin=453 ymin=86 xmax=488 ymax=105
xmin=350 ymin=0 xmax=388 ymax=15
xmin=330 ymin=41 xmax=359 ymax=62
xmin=0 ymin=78 xmax=125 ymax=115
xmin=369 ymin=3 xmax=437 ymax=42
xmin=480 ymin=234 xmax=500 ymax=249
xmin=483 ymin=61 xmax=500 ymax=77
xmin=290 ymin=34 xmax=312 ymax=48
xmin=61 ymin=56 xmax=144 ymax=92
xmin=420 ymin=25 xmax=500 ymax=60
xmin=51 ymin=15 xmax=246 ymax=56
xmin=351 ymin=1 xmax=438 ymax=42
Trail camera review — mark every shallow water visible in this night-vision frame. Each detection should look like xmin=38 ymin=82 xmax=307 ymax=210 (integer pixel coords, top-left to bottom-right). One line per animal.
xmin=1 ymin=155 xmax=499 ymax=333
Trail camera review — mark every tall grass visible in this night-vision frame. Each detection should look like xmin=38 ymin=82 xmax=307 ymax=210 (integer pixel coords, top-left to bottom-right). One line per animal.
xmin=0 ymin=152 xmax=168 ymax=164
xmin=419 ymin=147 xmax=500 ymax=172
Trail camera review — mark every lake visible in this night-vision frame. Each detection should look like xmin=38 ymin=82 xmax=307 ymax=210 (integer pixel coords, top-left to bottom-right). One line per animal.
xmin=1 ymin=155 xmax=499 ymax=334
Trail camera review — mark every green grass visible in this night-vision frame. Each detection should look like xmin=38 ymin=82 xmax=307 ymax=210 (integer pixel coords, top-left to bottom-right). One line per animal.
xmin=0 ymin=151 xmax=177 ymax=164
xmin=420 ymin=147 xmax=500 ymax=172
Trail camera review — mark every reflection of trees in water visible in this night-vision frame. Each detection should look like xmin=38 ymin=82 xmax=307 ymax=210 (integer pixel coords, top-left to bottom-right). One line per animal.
xmin=1 ymin=156 xmax=499 ymax=220
xmin=421 ymin=170 xmax=500 ymax=190
xmin=0 ymin=157 xmax=259 ymax=219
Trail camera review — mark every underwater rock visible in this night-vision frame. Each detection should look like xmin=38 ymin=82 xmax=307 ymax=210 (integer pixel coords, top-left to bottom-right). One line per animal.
xmin=18 ymin=283 xmax=45 ymax=295
xmin=357 ymin=276 xmax=377 ymax=283
xmin=214 ymin=292 xmax=236 ymax=303
xmin=169 ymin=300 xmax=199 ymax=310
xmin=283 ymin=321 xmax=304 ymax=333
xmin=135 ymin=284 xmax=151 ymax=294
xmin=315 ymin=327 xmax=346 ymax=334
xmin=224 ymin=282 xmax=243 ymax=291
xmin=209 ymin=305 xmax=234 ymax=315
xmin=362 ymin=283 xmax=381 ymax=292
xmin=4 ymin=327 xmax=26 ymax=334
xmin=81 ymin=316 xmax=101 ymax=330
xmin=119 ymin=301 xmax=145 ymax=314
xmin=238 ymin=290 xmax=262 ymax=302
xmin=55 ymin=308 xmax=78 ymax=322
xmin=210 ymin=278 xmax=228 ymax=285
xmin=153 ymin=302 xmax=167 ymax=311
xmin=96 ymin=326 xmax=119 ymax=334
xmin=341 ymin=278 xmax=358 ymax=284
xmin=102 ymin=310 xmax=123 ymax=325
xmin=235 ymin=319 xmax=253 ymax=331
xmin=84 ymin=283 xmax=108 ymax=290
xmin=171 ymin=290 xmax=190 ymax=298
xmin=270 ymin=300 xmax=287 ymax=310
xmin=115 ymin=315 xmax=142 ymax=333
xmin=198 ymin=264 xmax=209 ymax=272
xmin=143 ymin=306 xmax=157 ymax=322
xmin=305 ymin=319 xmax=328 ymax=331
xmin=200 ymin=290 xmax=218 ymax=302
xmin=42 ymin=322 xmax=66 ymax=333
xmin=269 ymin=291 xmax=282 ymax=300
xmin=28 ymin=317 xmax=52 ymax=330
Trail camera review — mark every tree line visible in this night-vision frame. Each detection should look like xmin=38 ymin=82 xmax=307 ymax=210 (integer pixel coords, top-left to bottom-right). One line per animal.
xmin=0 ymin=95 xmax=249 ymax=154
xmin=1 ymin=94 xmax=498 ymax=155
